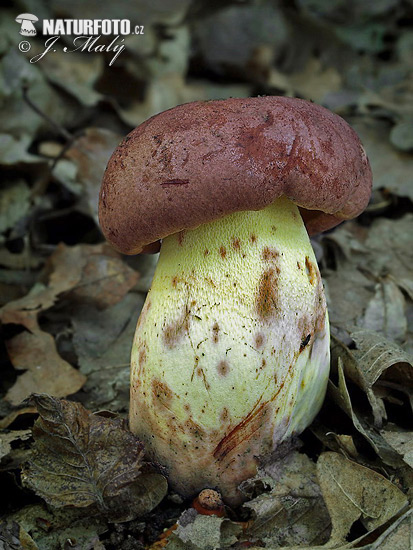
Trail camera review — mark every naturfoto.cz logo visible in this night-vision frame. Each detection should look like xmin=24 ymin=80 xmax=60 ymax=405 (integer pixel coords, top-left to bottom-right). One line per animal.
xmin=16 ymin=15 xmax=145 ymax=66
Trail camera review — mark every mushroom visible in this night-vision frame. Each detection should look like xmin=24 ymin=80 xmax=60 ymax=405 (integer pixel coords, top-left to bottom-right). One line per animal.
xmin=15 ymin=13 xmax=38 ymax=36
xmin=99 ymin=96 xmax=372 ymax=505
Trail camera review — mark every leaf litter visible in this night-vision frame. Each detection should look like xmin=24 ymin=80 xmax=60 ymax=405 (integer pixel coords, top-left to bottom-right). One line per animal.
xmin=22 ymin=394 xmax=167 ymax=523
xmin=317 ymin=452 xmax=408 ymax=544
xmin=0 ymin=0 xmax=413 ymax=548
xmin=0 ymin=242 xmax=138 ymax=405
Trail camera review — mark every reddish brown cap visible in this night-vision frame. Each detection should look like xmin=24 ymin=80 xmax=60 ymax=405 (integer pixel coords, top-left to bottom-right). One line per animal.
xmin=99 ymin=97 xmax=372 ymax=254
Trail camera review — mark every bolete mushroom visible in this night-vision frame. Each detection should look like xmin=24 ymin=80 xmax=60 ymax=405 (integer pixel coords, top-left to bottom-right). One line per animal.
xmin=99 ymin=97 xmax=372 ymax=505
xmin=15 ymin=13 xmax=38 ymax=36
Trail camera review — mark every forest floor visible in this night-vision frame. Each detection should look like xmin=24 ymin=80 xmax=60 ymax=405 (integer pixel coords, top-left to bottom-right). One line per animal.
xmin=0 ymin=1 xmax=412 ymax=549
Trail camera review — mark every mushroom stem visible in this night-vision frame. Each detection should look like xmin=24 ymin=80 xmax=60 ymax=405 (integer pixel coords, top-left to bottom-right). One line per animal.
xmin=130 ymin=196 xmax=330 ymax=504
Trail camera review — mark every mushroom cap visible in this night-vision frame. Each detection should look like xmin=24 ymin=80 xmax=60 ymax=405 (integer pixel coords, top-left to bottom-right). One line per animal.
xmin=15 ymin=13 xmax=39 ymax=22
xmin=99 ymin=96 xmax=372 ymax=254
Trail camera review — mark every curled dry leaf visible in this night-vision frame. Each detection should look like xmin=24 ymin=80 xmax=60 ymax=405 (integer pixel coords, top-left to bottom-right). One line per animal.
xmin=317 ymin=452 xmax=408 ymax=545
xmin=351 ymin=329 xmax=413 ymax=388
xmin=22 ymin=394 xmax=167 ymax=522
xmin=0 ymin=246 xmax=43 ymax=271
xmin=328 ymin=360 xmax=405 ymax=467
xmin=331 ymin=332 xmax=413 ymax=429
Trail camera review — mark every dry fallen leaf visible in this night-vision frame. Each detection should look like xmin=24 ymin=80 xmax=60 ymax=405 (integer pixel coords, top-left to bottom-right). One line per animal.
xmin=5 ymin=330 xmax=86 ymax=406
xmin=351 ymin=329 xmax=413 ymax=388
xmin=362 ymin=217 xmax=413 ymax=292
xmin=365 ymin=507 xmax=413 ymax=550
xmin=1 ymin=1 xmax=412 ymax=546
xmin=38 ymin=49 xmax=103 ymax=108
xmin=1 ymin=242 xmax=139 ymax=404
xmin=117 ymin=73 xmax=251 ymax=128
xmin=167 ymin=510 xmax=242 ymax=550
xmin=60 ymin=128 xmax=123 ymax=225
xmin=0 ymin=520 xmax=38 ymax=550
xmin=1 ymin=242 xmax=138 ymax=325
xmin=351 ymin=119 xmax=413 ymax=201
xmin=317 ymin=452 xmax=408 ymax=545
xmin=328 ymin=359 xmax=404 ymax=466
xmin=0 ymin=429 xmax=31 ymax=463
xmin=8 ymin=503 xmax=108 ymax=550
xmin=0 ymin=180 xmax=31 ymax=235
xmin=351 ymin=329 xmax=413 ymax=426
xmin=381 ymin=428 xmax=413 ymax=469
xmin=331 ymin=332 xmax=413 ymax=429
xmin=0 ymin=282 xmax=58 ymax=333
xmin=71 ymin=293 xmax=144 ymax=411
xmin=241 ymin=451 xmax=331 ymax=548
xmin=362 ymin=277 xmax=407 ymax=343
xmin=0 ymin=407 xmax=37 ymax=430
xmin=246 ymin=508 xmax=413 ymax=549
xmin=322 ymin=214 xmax=413 ymax=343
xmin=47 ymin=242 xmax=139 ymax=310
xmin=22 ymin=394 xmax=167 ymax=522
xmin=274 ymin=57 xmax=342 ymax=103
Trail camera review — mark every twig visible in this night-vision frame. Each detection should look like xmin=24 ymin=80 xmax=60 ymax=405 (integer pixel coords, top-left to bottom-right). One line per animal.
xmin=22 ymin=83 xmax=74 ymax=142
